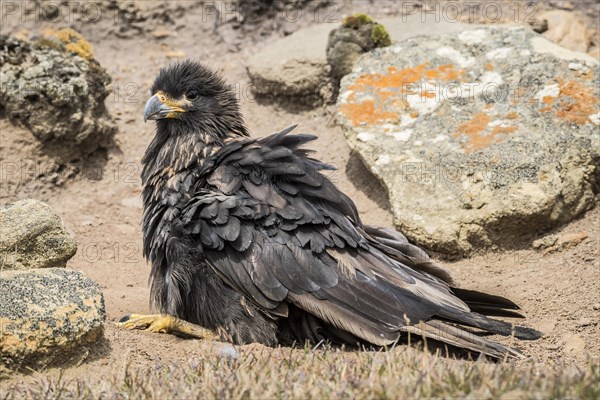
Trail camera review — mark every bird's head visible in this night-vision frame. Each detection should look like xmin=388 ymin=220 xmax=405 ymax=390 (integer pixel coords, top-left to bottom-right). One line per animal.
xmin=143 ymin=60 xmax=248 ymax=139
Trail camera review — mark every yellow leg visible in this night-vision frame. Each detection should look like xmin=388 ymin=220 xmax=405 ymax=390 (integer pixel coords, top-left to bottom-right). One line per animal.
xmin=116 ymin=314 xmax=219 ymax=340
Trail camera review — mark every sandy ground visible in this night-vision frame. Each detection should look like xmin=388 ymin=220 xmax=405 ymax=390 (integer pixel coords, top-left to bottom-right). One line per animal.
xmin=1 ymin=0 xmax=599 ymax=386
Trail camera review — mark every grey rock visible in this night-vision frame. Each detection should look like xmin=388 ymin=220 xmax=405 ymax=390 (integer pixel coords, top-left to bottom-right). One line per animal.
xmin=530 ymin=18 xmax=549 ymax=34
xmin=0 ymin=268 xmax=105 ymax=378
xmin=246 ymin=15 xmax=470 ymax=106
xmin=0 ymin=33 xmax=116 ymax=159
xmin=327 ymin=33 xmax=368 ymax=81
xmin=0 ymin=199 xmax=77 ymax=270
xmin=247 ymin=58 xmax=332 ymax=106
xmin=326 ymin=17 xmax=389 ymax=82
xmin=216 ymin=344 xmax=239 ymax=359
xmin=532 ymin=235 xmax=558 ymax=250
xmin=337 ymin=27 xmax=599 ymax=254
xmin=246 ymin=22 xmax=333 ymax=106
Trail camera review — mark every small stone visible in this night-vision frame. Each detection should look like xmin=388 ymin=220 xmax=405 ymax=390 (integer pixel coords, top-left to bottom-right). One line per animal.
xmin=165 ymin=50 xmax=186 ymax=58
xmin=216 ymin=344 xmax=239 ymax=359
xmin=576 ymin=317 xmax=593 ymax=327
xmin=533 ymin=235 xmax=558 ymax=250
xmin=0 ymin=199 xmax=77 ymax=270
xmin=530 ymin=18 xmax=549 ymax=34
xmin=558 ymin=232 xmax=589 ymax=248
xmin=592 ymin=303 xmax=600 ymax=311
xmin=152 ymin=27 xmax=173 ymax=39
xmin=542 ymin=232 xmax=589 ymax=254
xmin=81 ymin=218 xmax=94 ymax=227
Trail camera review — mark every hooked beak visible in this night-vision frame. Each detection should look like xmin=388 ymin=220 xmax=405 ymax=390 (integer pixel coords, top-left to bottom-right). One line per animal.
xmin=143 ymin=91 xmax=187 ymax=122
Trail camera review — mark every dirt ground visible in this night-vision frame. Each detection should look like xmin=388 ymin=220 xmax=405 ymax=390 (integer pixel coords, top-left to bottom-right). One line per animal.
xmin=1 ymin=0 xmax=599 ymax=390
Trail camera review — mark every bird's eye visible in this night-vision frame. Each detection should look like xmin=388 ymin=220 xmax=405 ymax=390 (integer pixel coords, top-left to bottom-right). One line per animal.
xmin=186 ymin=90 xmax=199 ymax=100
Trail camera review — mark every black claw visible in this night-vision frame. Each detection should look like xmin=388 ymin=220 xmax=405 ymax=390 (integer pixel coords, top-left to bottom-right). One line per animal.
xmin=119 ymin=314 xmax=132 ymax=323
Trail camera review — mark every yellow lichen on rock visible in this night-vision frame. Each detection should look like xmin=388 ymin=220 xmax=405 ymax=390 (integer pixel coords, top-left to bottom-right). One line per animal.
xmin=341 ymin=13 xmax=391 ymax=49
xmin=0 ymin=268 xmax=105 ymax=377
xmin=42 ymin=28 xmax=94 ymax=60
xmin=342 ymin=13 xmax=374 ymax=29
xmin=371 ymin=24 xmax=391 ymax=48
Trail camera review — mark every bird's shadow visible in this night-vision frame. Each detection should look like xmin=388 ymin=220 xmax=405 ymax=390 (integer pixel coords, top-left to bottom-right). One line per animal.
xmin=345 ymin=151 xmax=391 ymax=212
xmin=251 ymin=95 xmax=324 ymax=114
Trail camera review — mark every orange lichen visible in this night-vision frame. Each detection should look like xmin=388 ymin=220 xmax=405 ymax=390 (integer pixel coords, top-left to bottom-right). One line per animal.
xmin=452 ymin=113 xmax=517 ymax=154
xmin=537 ymin=79 xmax=598 ymax=125
xmin=485 ymin=63 xmax=494 ymax=71
xmin=456 ymin=112 xmax=490 ymax=136
xmin=542 ymin=96 xmax=554 ymax=104
xmin=554 ymin=79 xmax=598 ymax=125
xmin=341 ymin=63 xmax=466 ymax=127
xmin=424 ymin=69 xmax=441 ymax=79
xmin=339 ymin=100 xmax=398 ymax=126
xmin=437 ymin=64 xmax=464 ymax=80
xmin=490 ymin=126 xmax=517 ymax=136
xmin=349 ymin=64 xmax=465 ymax=92
xmin=505 ymin=112 xmax=518 ymax=119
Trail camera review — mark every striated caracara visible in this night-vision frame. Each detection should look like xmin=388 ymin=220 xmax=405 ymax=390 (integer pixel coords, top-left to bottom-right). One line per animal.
xmin=118 ymin=60 xmax=541 ymax=358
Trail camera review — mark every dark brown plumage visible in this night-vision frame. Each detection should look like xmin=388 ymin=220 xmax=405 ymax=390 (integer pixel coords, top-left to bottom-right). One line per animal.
xmin=139 ymin=60 xmax=541 ymax=358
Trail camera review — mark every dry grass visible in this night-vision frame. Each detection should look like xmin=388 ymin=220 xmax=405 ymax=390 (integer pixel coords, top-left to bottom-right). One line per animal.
xmin=2 ymin=344 xmax=598 ymax=400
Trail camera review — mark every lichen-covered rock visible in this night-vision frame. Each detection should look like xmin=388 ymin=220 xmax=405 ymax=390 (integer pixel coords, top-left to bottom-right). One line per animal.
xmin=337 ymin=27 xmax=599 ymax=254
xmin=326 ymin=13 xmax=391 ymax=82
xmin=0 ymin=199 xmax=76 ymax=270
xmin=0 ymin=268 xmax=105 ymax=378
xmin=0 ymin=31 xmax=116 ymax=158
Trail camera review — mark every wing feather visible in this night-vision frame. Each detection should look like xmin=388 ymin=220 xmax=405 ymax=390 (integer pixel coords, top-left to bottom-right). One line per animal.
xmin=177 ymin=126 xmax=538 ymax=358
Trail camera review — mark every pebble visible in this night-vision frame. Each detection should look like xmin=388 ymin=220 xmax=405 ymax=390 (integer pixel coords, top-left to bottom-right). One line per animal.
xmin=165 ymin=50 xmax=187 ymax=58
xmin=152 ymin=28 xmax=173 ymax=39
xmin=217 ymin=345 xmax=239 ymax=359
xmin=563 ymin=333 xmax=586 ymax=355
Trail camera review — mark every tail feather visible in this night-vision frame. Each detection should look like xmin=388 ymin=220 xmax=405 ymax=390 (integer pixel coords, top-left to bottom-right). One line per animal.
xmin=438 ymin=309 xmax=542 ymax=341
xmin=460 ymin=306 xmax=525 ymax=319
xmin=451 ymin=287 xmax=526 ymax=318
xmin=403 ymin=320 xmax=524 ymax=359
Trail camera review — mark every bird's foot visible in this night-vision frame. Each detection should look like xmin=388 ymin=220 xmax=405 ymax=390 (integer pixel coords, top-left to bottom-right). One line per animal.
xmin=116 ymin=313 xmax=219 ymax=340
